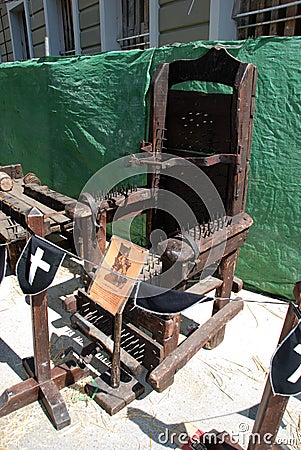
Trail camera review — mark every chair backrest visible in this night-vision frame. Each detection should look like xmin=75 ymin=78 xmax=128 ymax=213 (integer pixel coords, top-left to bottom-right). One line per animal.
xmin=147 ymin=46 xmax=257 ymax=234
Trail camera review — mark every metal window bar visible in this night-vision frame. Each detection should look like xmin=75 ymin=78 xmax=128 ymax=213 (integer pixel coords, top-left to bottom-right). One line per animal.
xmin=120 ymin=40 xmax=150 ymax=50
xmin=232 ymin=0 xmax=301 ymax=19
xmin=233 ymin=0 xmax=301 ymax=37
xmin=237 ymin=14 xmax=301 ymax=29
xmin=117 ymin=32 xmax=149 ymax=42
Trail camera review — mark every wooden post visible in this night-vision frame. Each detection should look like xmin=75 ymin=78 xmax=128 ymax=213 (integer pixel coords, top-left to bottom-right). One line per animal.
xmin=205 ymin=249 xmax=239 ymax=349
xmin=27 ymin=209 xmax=51 ymax=383
xmin=248 ymin=281 xmax=301 ymax=450
xmin=27 ymin=208 xmax=71 ymax=429
xmin=110 ymin=312 xmax=123 ymax=388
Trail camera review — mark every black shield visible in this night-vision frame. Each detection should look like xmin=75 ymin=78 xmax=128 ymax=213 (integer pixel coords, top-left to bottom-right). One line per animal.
xmin=270 ymin=319 xmax=301 ymax=396
xmin=16 ymin=235 xmax=66 ymax=295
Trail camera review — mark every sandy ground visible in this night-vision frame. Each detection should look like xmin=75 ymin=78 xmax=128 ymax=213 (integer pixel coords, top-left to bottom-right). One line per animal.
xmin=0 ymin=260 xmax=300 ymax=450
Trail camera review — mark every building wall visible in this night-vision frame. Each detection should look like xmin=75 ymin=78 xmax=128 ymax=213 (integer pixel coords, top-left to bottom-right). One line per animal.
xmin=159 ymin=0 xmax=210 ymax=46
xmin=79 ymin=0 xmax=101 ymax=54
xmin=0 ymin=0 xmax=232 ymax=62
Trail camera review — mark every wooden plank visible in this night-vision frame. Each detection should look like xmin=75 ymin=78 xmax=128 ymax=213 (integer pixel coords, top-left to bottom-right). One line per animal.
xmin=11 ymin=182 xmax=70 ymax=225
xmin=230 ymin=64 xmax=257 ymax=215
xmin=269 ymin=0 xmax=281 ymax=35
xmin=0 ymin=361 xmax=86 ymax=419
xmin=24 ymin=184 xmax=76 ymax=212
xmin=0 ymin=212 xmax=26 ymax=241
xmin=134 ymin=0 xmax=141 ymax=37
xmin=147 ymin=300 xmax=244 ymax=392
xmin=64 ymin=187 xmax=151 ymax=221
xmin=124 ymin=300 xmax=177 ymax=343
xmin=0 ymin=190 xmax=59 ymax=230
xmin=184 ymin=276 xmax=223 ymax=294
xmin=128 ymin=0 xmax=135 ymax=38
xmin=0 ymin=164 xmax=23 ymax=179
xmin=0 ymin=210 xmax=26 ymax=271
xmin=237 ymin=0 xmax=251 ymax=39
xmin=23 ymin=357 xmax=88 ymax=389
xmin=0 ymin=378 xmax=39 ymax=417
xmin=281 ymin=0 xmax=298 ymax=35
xmin=255 ymin=0 xmax=268 ymax=36
xmin=144 ymin=0 xmax=149 ymax=32
xmin=85 ymin=372 xmax=144 ymax=416
xmin=39 ymin=381 xmax=70 ymax=430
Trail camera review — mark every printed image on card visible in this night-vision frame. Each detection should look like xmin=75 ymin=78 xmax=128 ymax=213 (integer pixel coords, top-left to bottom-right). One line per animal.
xmin=89 ymin=235 xmax=148 ymax=315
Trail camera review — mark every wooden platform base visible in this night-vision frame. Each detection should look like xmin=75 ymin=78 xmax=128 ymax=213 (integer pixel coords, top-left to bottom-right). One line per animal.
xmin=0 ymin=357 xmax=87 ymax=430
xmin=85 ymin=370 xmax=145 ymax=416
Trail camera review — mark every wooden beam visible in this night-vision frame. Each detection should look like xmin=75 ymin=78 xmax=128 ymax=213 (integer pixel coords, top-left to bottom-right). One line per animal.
xmin=147 ymin=300 xmax=244 ymax=392
xmin=27 ymin=209 xmax=52 ymax=383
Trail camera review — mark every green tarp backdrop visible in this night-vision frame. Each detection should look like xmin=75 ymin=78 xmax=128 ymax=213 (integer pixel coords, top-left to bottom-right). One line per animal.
xmin=0 ymin=37 xmax=300 ymax=299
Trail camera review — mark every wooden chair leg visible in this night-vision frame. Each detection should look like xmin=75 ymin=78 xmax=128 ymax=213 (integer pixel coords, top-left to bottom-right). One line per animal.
xmin=205 ymin=250 xmax=239 ymax=349
xmin=162 ymin=314 xmax=181 ymax=358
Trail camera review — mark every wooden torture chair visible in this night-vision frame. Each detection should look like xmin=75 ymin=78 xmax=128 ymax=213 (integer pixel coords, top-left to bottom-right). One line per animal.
xmin=65 ymin=46 xmax=258 ymax=413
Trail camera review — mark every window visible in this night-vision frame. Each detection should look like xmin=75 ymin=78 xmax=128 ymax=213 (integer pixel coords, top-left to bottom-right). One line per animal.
xmin=43 ymin=0 xmax=81 ymax=56
xmin=0 ymin=8 xmax=10 ymax=62
xmin=7 ymin=0 xmax=33 ymax=60
xmin=100 ymin=0 xmax=158 ymax=52
xmin=232 ymin=0 xmax=301 ymax=38
xmin=58 ymin=0 xmax=75 ymax=55
xmin=118 ymin=0 xmax=149 ymax=50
